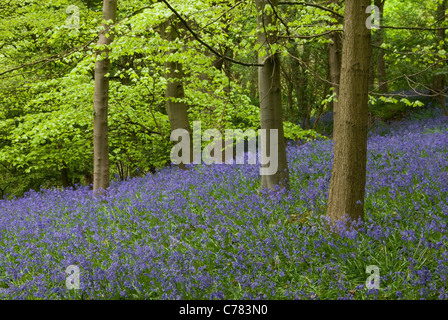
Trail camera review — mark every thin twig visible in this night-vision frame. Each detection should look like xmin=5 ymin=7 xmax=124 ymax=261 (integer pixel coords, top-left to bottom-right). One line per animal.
xmin=161 ymin=0 xmax=263 ymax=67
xmin=267 ymin=0 xmax=291 ymax=36
xmin=197 ymin=1 xmax=245 ymax=32
xmin=381 ymin=25 xmax=448 ymax=31
xmin=278 ymin=1 xmax=343 ymax=19
xmin=280 ymin=29 xmax=342 ymax=39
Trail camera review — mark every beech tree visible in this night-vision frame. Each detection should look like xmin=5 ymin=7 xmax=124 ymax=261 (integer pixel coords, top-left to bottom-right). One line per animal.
xmin=3 ymin=0 xmax=445 ymax=198
xmin=326 ymin=0 xmax=372 ymax=226
xmin=160 ymin=18 xmax=194 ymax=168
xmin=256 ymin=0 xmax=290 ymax=190
xmin=93 ymin=0 xmax=118 ymax=191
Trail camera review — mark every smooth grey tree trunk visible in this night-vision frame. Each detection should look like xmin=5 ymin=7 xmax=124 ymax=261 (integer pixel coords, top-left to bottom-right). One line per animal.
xmin=93 ymin=0 xmax=117 ymax=192
xmin=160 ymin=18 xmax=194 ymax=168
xmin=326 ymin=0 xmax=372 ymax=227
xmin=256 ymin=0 xmax=289 ymax=190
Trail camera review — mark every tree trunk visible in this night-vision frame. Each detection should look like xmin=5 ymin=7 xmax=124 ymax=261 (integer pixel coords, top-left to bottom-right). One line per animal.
xmin=256 ymin=0 xmax=289 ymax=190
xmin=288 ymin=44 xmax=309 ymax=128
xmin=375 ymin=0 xmax=388 ymax=93
xmin=197 ymin=41 xmax=231 ymax=163
xmin=93 ymin=0 xmax=117 ymax=192
xmin=369 ymin=46 xmax=375 ymax=90
xmin=326 ymin=0 xmax=372 ymax=227
xmin=433 ymin=0 xmax=448 ymax=116
xmin=296 ymin=45 xmax=310 ymax=129
xmin=313 ymin=68 xmax=331 ymax=130
xmin=328 ymin=0 xmax=342 ymax=111
xmin=84 ymin=172 xmax=94 ymax=187
xmin=61 ymin=163 xmax=69 ymax=188
xmin=287 ymin=83 xmax=294 ymax=122
xmin=161 ymin=18 xmax=194 ymax=168
xmin=57 ymin=145 xmax=70 ymax=188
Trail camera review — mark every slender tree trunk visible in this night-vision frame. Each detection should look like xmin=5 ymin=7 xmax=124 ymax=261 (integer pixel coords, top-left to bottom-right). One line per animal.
xmin=296 ymin=45 xmax=310 ymax=129
xmin=288 ymin=44 xmax=309 ymax=128
xmin=256 ymin=0 xmax=289 ymax=190
xmin=313 ymin=68 xmax=331 ymax=130
xmin=369 ymin=46 xmax=375 ymax=90
xmin=287 ymin=84 xmax=294 ymax=122
xmin=161 ymin=18 xmax=194 ymax=168
xmin=433 ymin=0 xmax=448 ymax=116
xmin=328 ymin=32 xmax=341 ymax=106
xmin=84 ymin=172 xmax=93 ymax=187
xmin=198 ymin=41 xmax=231 ymax=163
xmin=282 ymin=55 xmax=295 ymax=123
xmin=93 ymin=0 xmax=117 ymax=192
xmin=57 ymin=145 xmax=70 ymax=188
xmin=328 ymin=0 xmax=342 ymax=111
xmin=326 ymin=0 xmax=372 ymax=227
xmin=61 ymin=163 xmax=69 ymax=188
xmin=375 ymin=0 xmax=388 ymax=93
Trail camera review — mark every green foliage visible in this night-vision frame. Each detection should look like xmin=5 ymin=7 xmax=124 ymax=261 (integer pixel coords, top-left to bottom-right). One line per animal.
xmin=283 ymin=122 xmax=326 ymax=142
xmin=1 ymin=0 xmax=447 ymax=196
xmin=369 ymin=96 xmax=427 ymax=121
xmin=0 ymin=0 xmax=266 ymax=194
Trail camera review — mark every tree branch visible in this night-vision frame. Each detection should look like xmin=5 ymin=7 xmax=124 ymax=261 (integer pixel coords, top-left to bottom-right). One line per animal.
xmin=0 ymin=4 xmax=158 ymax=79
xmin=381 ymin=25 xmax=448 ymax=31
xmin=160 ymin=0 xmax=263 ymax=67
xmin=0 ymin=39 xmax=96 ymax=78
xmin=125 ymin=118 xmax=163 ymax=136
xmin=197 ymin=1 xmax=245 ymax=32
xmin=369 ymin=58 xmax=448 ymax=96
xmin=267 ymin=0 xmax=291 ymax=36
xmin=278 ymin=1 xmax=343 ymax=19
xmin=280 ymin=29 xmax=342 ymax=39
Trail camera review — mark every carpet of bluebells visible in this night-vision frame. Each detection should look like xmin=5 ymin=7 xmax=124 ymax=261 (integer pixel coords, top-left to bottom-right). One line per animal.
xmin=0 ymin=107 xmax=447 ymax=300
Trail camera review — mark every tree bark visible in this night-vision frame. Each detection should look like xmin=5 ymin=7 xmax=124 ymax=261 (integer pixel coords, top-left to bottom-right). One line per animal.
xmin=375 ymin=0 xmax=388 ymax=93
xmin=84 ymin=172 xmax=94 ymax=187
xmin=197 ymin=33 xmax=232 ymax=163
xmin=326 ymin=0 xmax=372 ymax=227
xmin=328 ymin=0 xmax=342 ymax=111
xmin=296 ymin=45 xmax=310 ymax=129
xmin=160 ymin=18 xmax=194 ymax=168
xmin=287 ymin=44 xmax=309 ymax=128
xmin=287 ymin=82 xmax=294 ymax=122
xmin=61 ymin=163 xmax=69 ymax=188
xmin=313 ymin=68 xmax=331 ymax=130
xmin=93 ymin=0 xmax=117 ymax=192
xmin=57 ymin=145 xmax=70 ymax=188
xmin=433 ymin=0 xmax=448 ymax=116
xmin=256 ymin=0 xmax=289 ymax=190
